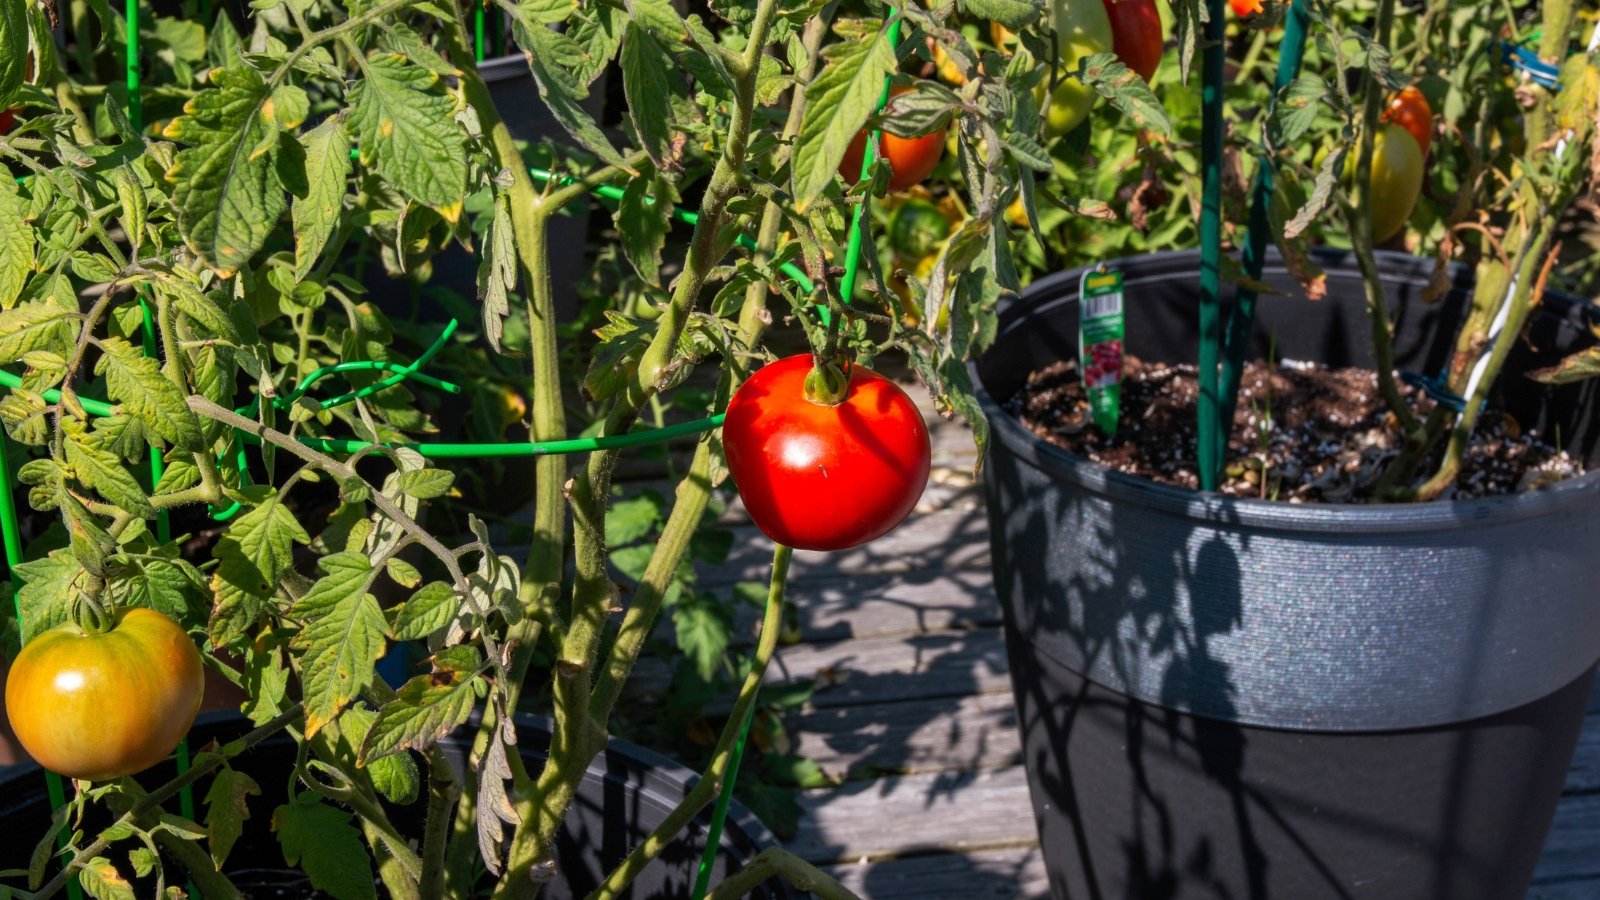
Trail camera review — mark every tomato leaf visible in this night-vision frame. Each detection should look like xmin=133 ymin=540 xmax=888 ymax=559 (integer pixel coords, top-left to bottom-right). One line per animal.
xmin=0 ymin=389 xmax=49 ymax=446
xmin=954 ymin=0 xmax=1041 ymax=30
xmin=203 ymin=768 xmax=260 ymax=870
xmin=78 ymin=857 xmax=136 ymax=900
xmin=12 ymin=550 xmax=82 ymax=641
xmin=673 ymin=593 xmax=731 ymax=681
xmin=292 ymin=118 xmax=352 ymax=281
xmin=349 ymin=53 xmax=467 ymax=219
xmin=624 ymin=0 xmax=686 ymax=42
xmin=606 ymin=491 xmax=665 ymax=546
xmin=272 ymin=794 xmax=377 ymax=900
xmin=289 ymin=552 xmax=387 ymax=737
xmin=1270 ymin=73 xmax=1331 ymax=148
xmin=0 ymin=0 xmax=24 ymax=109
xmin=615 ymin=169 xmax=676 ymax=288
xmin=393 ymin=467 xmax=455 ymax=500
xmin=569 ymin=4 xmax=625 ymax=87
xmin=1285 ymin=142 xmax=1344 ymax=239
xmin=209 ymin=488 xmax=311 ymax=645
xmin=478 ymin=193 xmax=516 ymax=355
xmin=388 ymin=581 xmax=461 ymax=641
xmin=163 ymin=66 xmax=288 ymax=277
xmin=0 ymin=300 xmax=76 ymax=367
xmin=510 ymin=14 xmax=627 ymax=168
xmin=359 ymin=645 xmax=484 ymax=763
xmin=1080 ymin=53 xmax=1171 ymax=136
xmin=790 ymin=18 xmax=899 ymax=209
xmin=1170 ymin=0 xmax=1204 ymax=84
xmin=63 ymin=430 xmax=154 ymax=517
xmin=127 ymin=847 xmax=158 ymax=880
xmin=94 ymin=338 xmax=206 ymax=451
xmin=621 ymin=22 xmax=676 ymax=169
xmin=1530 ymin=345 xmax=1600 ymax=385
xmin=0 ymin=177 xmax=32 ymax=311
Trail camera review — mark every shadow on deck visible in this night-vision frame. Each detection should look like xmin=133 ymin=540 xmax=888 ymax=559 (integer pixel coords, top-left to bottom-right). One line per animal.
xmin=750 ymin=383 xmax=1600 ymax=900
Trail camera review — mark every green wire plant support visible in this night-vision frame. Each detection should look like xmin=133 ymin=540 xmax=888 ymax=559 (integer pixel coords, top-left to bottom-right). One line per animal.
xmin=1 ymin=0 xmax=903 ymax=893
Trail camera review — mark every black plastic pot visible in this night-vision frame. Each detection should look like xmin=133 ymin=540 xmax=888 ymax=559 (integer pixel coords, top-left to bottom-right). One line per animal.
xmin=0 ymin=713 xmax=801 ymax=900
xmin=974 ymin=249 xmax=1600 ymax=900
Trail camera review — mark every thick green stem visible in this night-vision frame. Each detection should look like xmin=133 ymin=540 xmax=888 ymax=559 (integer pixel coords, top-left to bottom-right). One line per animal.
xmin=419 ymin=746 xmax=459 ymax=900
xmin=582 ymin=545 xmax=793 ymax=900
xmin=704 ymin=848 xmax=861 ymax=900
xmin=490 ymin=1 xmax=786 ymax=893
xmin=1345 ymin=0 xmax=1420 ymax=438
xmin=1414 ymin=226 xmax=1556 ymax=500
xmin=364 ymin=819 xmax=424 ymax=900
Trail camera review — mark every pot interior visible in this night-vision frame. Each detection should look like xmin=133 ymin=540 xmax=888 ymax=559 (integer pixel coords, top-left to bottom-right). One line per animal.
xmin=977 ymin=248 xmax=1600 ymax=468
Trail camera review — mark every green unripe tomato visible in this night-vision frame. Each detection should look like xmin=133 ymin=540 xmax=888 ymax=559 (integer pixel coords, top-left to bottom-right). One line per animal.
xmin=887 ymin=198 xmax=953 ymax=262
xmin=1043 ymin=0 xmax=1115 ymax=137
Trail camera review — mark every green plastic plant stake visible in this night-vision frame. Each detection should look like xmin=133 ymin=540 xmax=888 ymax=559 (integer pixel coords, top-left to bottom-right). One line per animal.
xmin=1218 ymin=1 xmax=1312 ymax=445
xmin=690 ymin=698 xmax=757 ymax=899
xmin=1196 ymin=0 xmax=1227 ymax=491
xmin=0 ymin=426 xmax=80 ymax=900
xmin=836 ymin=14 xmax=904 ymax=308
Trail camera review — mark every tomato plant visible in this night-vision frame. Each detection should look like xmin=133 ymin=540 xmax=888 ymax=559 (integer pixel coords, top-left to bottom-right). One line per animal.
xmin=5 ymin=609 xmax=203 ymax=782
xmin=1384 ymin=85 xmax=1434 ymax=157
xmin=1101 ymin=0 xmax=1163 ymax=82
xmin=840 ymin=86 xmax=946 ymax=193
xmin=723 ymin=356 xmax=932 ymax=552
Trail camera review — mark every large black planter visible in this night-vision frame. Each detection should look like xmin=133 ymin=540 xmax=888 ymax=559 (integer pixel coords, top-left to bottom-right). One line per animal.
xmin=0 ymin=713 xmax=801 ymax=899
xmin=973 ymin=249 xmax=1600 ymax=900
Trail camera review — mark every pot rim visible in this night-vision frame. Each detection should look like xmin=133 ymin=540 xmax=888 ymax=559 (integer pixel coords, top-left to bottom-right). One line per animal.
xmin=973 ymin=248 xmax=1600 ymax=535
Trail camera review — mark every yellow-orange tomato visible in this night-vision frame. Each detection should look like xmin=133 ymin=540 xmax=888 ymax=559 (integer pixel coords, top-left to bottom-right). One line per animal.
xmin=6 ymin=609 xmax=204 ymax=781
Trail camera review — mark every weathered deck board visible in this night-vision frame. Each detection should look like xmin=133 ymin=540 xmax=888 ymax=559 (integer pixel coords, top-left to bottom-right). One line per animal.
xmin=822 ymin=846 xmax=1050 ymax=900
xmin=629 ymin=622 xmax=1015 ymax=711
xmin=1533 ymin=792 xmax=1600 ymax=886
xmin=790 ymin=764 xmax=1037 ymax=864
xmin=790 ymin=691 xmax=1021 ymax=779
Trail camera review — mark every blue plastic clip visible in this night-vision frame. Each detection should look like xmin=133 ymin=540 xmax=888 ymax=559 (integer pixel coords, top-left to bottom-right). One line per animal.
xmin=1497 ymin=40 xmax=1562 ymax=89
xmin=1400 ymin=371 xmax=1468 ymax=413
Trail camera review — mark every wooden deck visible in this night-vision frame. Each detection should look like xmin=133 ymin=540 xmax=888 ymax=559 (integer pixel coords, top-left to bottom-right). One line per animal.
xmin=705 ymin=382 xmax=1600 ymax=900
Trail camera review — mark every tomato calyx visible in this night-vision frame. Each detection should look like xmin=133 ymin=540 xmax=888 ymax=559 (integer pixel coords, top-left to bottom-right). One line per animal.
xmin=68 ymin=580 xmax=115 ymax=635
xmin=803 ymin=357 xmax=851 ymax=407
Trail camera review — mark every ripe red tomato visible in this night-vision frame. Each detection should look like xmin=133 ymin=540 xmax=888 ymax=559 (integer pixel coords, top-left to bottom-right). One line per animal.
xmin=1383 ymin=85 xmax=1433 ymax=158
xmin=1101 ymin=0 xmax=1163 ymax=82
xmin=723 ymin=355 xmax=932 ymax=551
xmin=0 ymin=108 xmax=14 ymax=135
xmin=1230 ymin=0 xmax=1265 ymax=14
xmin=840 ymin=86 xmax=946 ymax=193
xmin=5 ymin=608 xmax=204 ymax=781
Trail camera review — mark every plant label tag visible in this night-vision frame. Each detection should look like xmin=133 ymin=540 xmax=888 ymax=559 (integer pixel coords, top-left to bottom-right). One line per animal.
xmin=1079 ymin=267 xmax=1125 ymax=435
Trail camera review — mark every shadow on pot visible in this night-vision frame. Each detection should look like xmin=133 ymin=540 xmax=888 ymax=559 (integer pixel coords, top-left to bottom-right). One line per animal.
xmin=977 ymin=248 xmax=1600 ymax=900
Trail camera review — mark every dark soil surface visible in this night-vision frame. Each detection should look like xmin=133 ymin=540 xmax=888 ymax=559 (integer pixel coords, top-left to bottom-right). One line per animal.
xmin=1007 ymin=355 xmax=1583 ymax=502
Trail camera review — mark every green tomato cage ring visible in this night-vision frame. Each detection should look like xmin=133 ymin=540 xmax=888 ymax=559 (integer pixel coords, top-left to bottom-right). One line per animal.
xmin=0 ymin=3 xmax=902 ymax=896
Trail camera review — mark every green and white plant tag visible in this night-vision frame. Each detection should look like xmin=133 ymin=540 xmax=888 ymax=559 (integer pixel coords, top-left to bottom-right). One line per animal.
xmin=1078 ymin=266 xmax=1125 ymax=434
